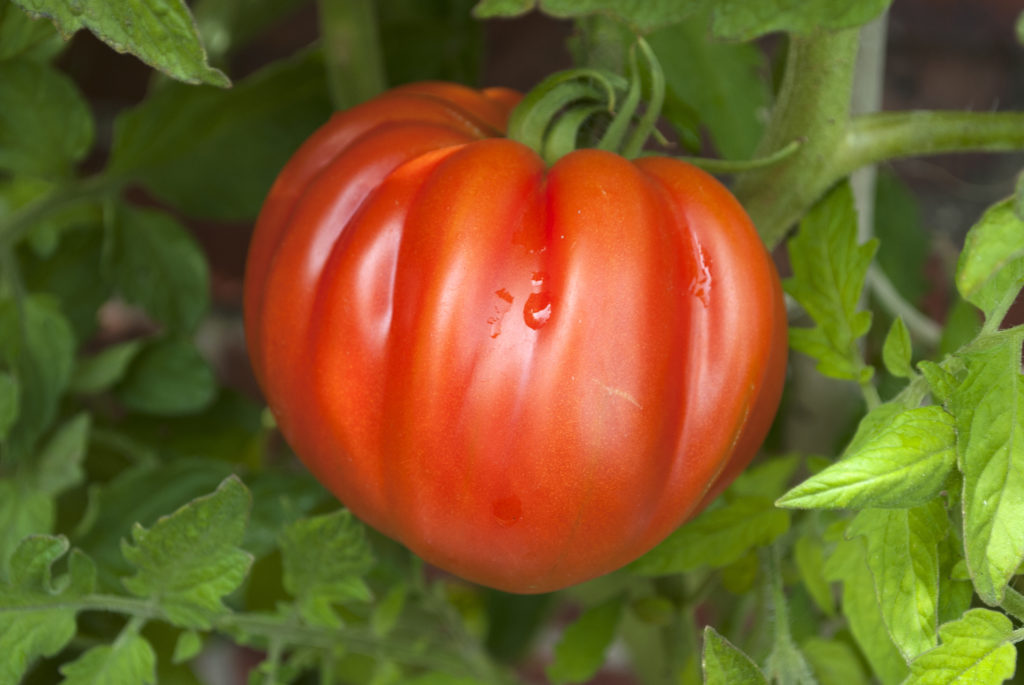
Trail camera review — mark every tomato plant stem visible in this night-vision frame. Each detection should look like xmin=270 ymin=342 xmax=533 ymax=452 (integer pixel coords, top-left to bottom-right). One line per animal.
xmin=734 ymin=28 xmax=860 ymax=249
xmin=317 ymin=0 xmax=387 ymax=109
xmin=838 ymin=111 xmax=1024 ymax=175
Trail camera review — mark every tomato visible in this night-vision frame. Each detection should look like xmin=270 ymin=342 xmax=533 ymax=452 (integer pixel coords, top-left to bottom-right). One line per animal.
xmin=244 ymin=82 xmax=787 ymax=594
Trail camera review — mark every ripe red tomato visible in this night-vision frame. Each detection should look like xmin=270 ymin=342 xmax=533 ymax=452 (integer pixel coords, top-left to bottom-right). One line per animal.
xmin=244 ymin=82 xmax=787 ymax=593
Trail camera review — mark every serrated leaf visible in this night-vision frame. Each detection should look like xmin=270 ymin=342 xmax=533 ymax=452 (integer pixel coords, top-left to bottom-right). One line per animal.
xmin=0 ymin=481 xmax=54 ymax=580
xmin=115 ymin=338 xmax=216 ymax=416
xmin=60 ymin=633 xmax=156 ymax=685
xmin=702 ymin=626 xmax=768 ymax=685
xmin=648 ymin=9 xmax=767 ymax=160
xmin=121 ymin=476 xmax=253 ymax=629
xmin=847 ymin=501 xmax=947 ymax=661
xmin=0 ymin=2 xmax=65 ymax=61
xmin=109 ymin=47 xmax=331 ymax=221
xmin=70 ymin=340 xmax=143 ymax=394
xmin=951 ymin=330 xmax=1024 ymax=605
xmin=11 ymin=0 xmax=228 ymax=86
xmin=0 ymin=536 xmax=94 ymax=684
xmin=280 ymin=509 xmax=374 ymax=628
xmin=827 ymin=537 xmax=910 ymax=685
xmin=0 ymin=59 xmax=93 ymax=177
xmin=883 ymin=317 xmax=914 ymax=378
xmin=0 ymin=295 xmax=75 ymax=460
xmin=30 ymin=412 xmax=89 ymax=498
xmin=630 ymin=496 xmax=789 ymax=575
xmin=75 ymin=458 xmax=236 ymax=589
xmin=710 ymin=0 xmax=893 ymax=41
xmin=778 ymin=405 xmax=955 ymax=510
xmin=546 ymin=596 xmax=624 ymax=684
xmin=472 ymin=0 xmax=709 ymax=33
xmin=904 ymin=609 xmax=1016 ymax=685
xmin=0 ymin=371 xmax=18 ymax=441
xmin=785 ymin=184 xmax=878 ymax=383
xmin=955 ymin=198 xmax=1024 ymax=321
xmin=801 ymin=637 xmax=869 ymax=685
xmin=106 ymin=205 xmax=209 ymax=333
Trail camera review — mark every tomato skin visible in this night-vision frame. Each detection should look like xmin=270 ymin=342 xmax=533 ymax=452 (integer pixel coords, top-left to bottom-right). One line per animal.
xmin=244 ymin=82 xmax=787 ymax=593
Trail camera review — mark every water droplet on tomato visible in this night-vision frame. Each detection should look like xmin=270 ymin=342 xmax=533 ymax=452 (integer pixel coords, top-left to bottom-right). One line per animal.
xmin=493 ymin=495 xmax=522 ymax=527
xmin=524 ymin=292 xmax=552 ymax=330
xmin=689 ymin=243 xmax=712 ymax=308
xmin=487 ymin=289 xmax=514 ymax=338
xmin=530 ymin=271 xmax=547 ymax=290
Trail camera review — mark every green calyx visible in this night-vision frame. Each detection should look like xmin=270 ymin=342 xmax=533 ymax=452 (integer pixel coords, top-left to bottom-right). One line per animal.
xmin=506 ymin=37 xmax=665 ymax=165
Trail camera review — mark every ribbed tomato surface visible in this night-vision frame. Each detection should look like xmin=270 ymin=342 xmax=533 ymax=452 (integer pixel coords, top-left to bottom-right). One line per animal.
xmin=244 ymin=82 xmax=787 ymax=593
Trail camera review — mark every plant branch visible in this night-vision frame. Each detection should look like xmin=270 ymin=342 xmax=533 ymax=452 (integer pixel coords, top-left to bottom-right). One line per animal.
xmin=317 ymin=0 xmax=387 ymax=109
xmin=837 ymin=111 xmax=1024 ymax=176
xmin=733 ymin=28 xmax=861 ymax=248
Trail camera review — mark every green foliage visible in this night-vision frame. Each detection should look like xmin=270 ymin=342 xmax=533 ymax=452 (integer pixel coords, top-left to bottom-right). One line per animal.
xmin=10 ymin=0 xmax=228 ymax=86
xmin=1 ymin=1 xmax=1023 ymax=684
xmin=785 ymin=183 xmax=878 ymax=384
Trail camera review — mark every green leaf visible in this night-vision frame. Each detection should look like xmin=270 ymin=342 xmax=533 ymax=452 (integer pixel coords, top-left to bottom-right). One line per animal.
xmin=0 ymin=371 xmax=18 ymax=441
xmin=0 ymin=59 xmax=93 ymax=177
xmin=794 ymin=535 xmax=835 ymax=616
xmin=70 ymin=340 xmax=144 ymax=394
xmin=109 ymin=47 xmax=331 ymax=221
xmin=826 ymin=537 xmax=909 ymax=685
xmin=0 ymin=2 xmax=65 ymax=61
xmin=702 ymin=626 xmax=768 ymax=685
xmin=777 ymin=405 xmax=956 ymax=510
xmin=904 ymin=609 xmax=1016 ymax=685
xmin=172 ymin=629 xmax=202 ymax=664
xmin=801 ymin=637 xmax=869 ymax=685
xmin=11 ymin=0 xmax=228 ymax=86
xmin=20 ymin=223 xmax=111 ymax=343
xmin=472 ymin=0 xmax=709 ymax=34
xmin=0 ymin=481 xmax=54 ymax=580
xmin=280 ymin=509 xmax=375 ymax=628
xmin=847 ymin=501 xmax=947 ymax=660
xmin=31 ymin=412 xmax=89 ymax=497
xmin=0 ymin=536 xmax=94 ymax=684
xmin=546 ymin=596 xmax=624 ymax=684
xmin=882 ymin=317 xmax=914 ymax=378
xmin=60 ymin=633 xmax=157 ymax=685
xmin=918 ymin=360 xmax=957 ymax=407
xmin=371 ymin=585 xmax=407 ymax=638
xmin=75 ymin=458 xmax=237 ymax=588
xmin=955 ymin=198 xmax=1024 ymax=322
xmin=785 ymin=184 xmax=878 ymax=382
xmin=951 ymin=330 xmax=1024 ymax=605
xmin=121 ymin=476 xmax=253 ymax=629
xmin=874 ymin=171 xmax=930 ymax=304
xmin=630 ymin=496 xmax=789 ymax=575
xmin=379 ymin=0 xmax=484 ymax=86
xmin=710 ymin=0 xmax=893 ymax=41
xmin=728 ymin=454 xmax=801 ymax=500
xmin=0 ymin=295 xmax=75 ymax=461
xmin=106 ymin=206 xmax=209 ymax=333
xmin=647 ymin=9 xmax=768 ymax=160
xmin=116 ymin=338 xmax=216 ymax=416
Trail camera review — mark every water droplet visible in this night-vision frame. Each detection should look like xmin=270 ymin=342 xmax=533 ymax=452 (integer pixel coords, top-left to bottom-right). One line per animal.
xmin=688 ymin=243 xmax=712 ymax=308
xmin=487 ymin=289 xmax=514 ymax=338
xmin=530 ymin=271 xmax=547 ymax=290
xmin=493 ymin=495 xmax=522 ymax=527
xmin=524 ymin=292 xmax=552 ymax=330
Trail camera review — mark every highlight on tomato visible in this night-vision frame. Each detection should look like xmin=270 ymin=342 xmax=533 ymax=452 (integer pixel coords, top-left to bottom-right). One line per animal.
xmin=243 ymin=45 xmax=787 ymax=593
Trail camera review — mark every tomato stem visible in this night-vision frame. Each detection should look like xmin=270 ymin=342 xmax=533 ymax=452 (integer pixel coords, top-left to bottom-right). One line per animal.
xmin=317 ymin=0 xmax=387 ymax=108
xmin=507 ymin=37 xmax=668 ymax=165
